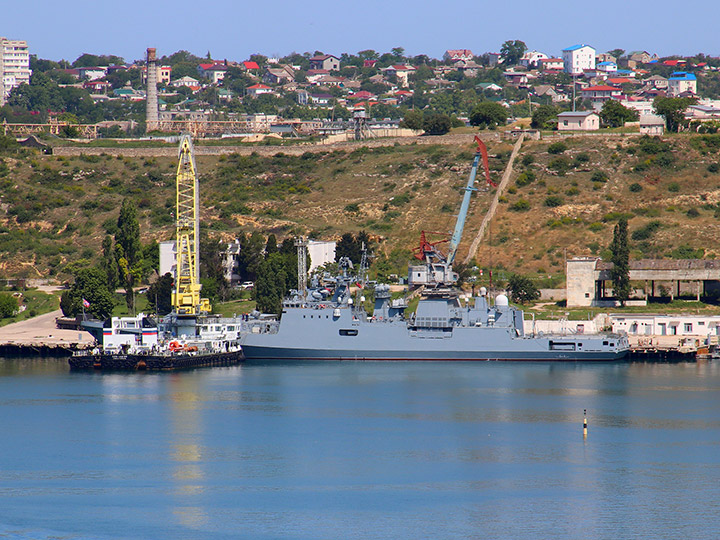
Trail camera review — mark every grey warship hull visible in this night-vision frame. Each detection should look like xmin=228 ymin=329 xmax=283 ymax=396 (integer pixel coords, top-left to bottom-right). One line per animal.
xmin=241 ymin=297 xmax=629 ymax=362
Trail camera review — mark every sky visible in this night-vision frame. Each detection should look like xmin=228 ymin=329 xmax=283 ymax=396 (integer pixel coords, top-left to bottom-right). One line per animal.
xmin=5 ymin=0 xmax=720 ymax=64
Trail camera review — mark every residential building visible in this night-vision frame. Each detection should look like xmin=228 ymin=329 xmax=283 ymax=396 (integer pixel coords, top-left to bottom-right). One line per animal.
xmin=263 ymin=65 xmax=295 ymax=84
xmin=668 ymin=72 xmax=697 ymax=96
xmin=639 ymin=114 xmax=665 ymax=136
xmin=383 ymin=64 xmax=416 ymax=87
xmin=197 ymin=63 xmax=228 ymax=84
xmin=486 ymin=53 xmax=501 ymax=66
xmin=77 ymin=66 xmax=107 ymax=81
xmin=141 ymin=65 xmax=172 ymax=85
xmin=519 ymin=50 xmax=548 ymax=68
xmin=596 ymin=53 xmax=617 ymax=64
xmin=562 ymin=44 xmax=596 ymax=75
xmin=557 ymin=110 xmax=600 ymax=131
xmin=0 ymin=37 xmax=31 ymax=104
xmin=581 ymin=85 xmax=622 ymax=110
xmin=245 ymin=83 xmax=273 ymax=97
xmin=596 ymin=61 xmax=617 ymax=73
xmin=534 ymin=85 xmax=566 ymax=102
xmin=502 ymin=70 xmax=529 ymax=86
xmin=309 ymin=54 xmax=340 ymax=71
xmin=539 ymin=58 xmax=563 ymax=71
xmin=628 ymin=51 xmax=658 ymax=64
xmin=443 ymin=49 xmax=474 ymax=62
xmin=242 ymin=61 xmax=260 ymax=71
xmin=171 ymin=75 xmax=200 ymax=88
xmin=645 ymin=75 xmax=668 ymax=89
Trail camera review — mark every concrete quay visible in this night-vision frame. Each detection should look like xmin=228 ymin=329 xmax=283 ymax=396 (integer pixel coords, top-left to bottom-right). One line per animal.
xmin=0 ymin=309 xmax=94 ymax=356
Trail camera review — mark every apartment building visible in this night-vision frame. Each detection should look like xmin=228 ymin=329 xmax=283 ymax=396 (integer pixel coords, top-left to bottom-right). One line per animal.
xmin=562 ymin=44 xmax=595 ymax=75
xmin=0 ymin=37 xmax=31 ymax=105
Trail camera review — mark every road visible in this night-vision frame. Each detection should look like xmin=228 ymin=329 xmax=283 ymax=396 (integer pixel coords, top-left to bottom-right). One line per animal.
xmin=0 ymin=309 xmax=95 ymax=346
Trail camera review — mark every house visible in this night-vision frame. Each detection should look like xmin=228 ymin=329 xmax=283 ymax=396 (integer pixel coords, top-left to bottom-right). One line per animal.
xmin=452 ymin=59 xmax=482 ymax=76
xmin=539 ymin=58 xmax=563 ymax=71
xmin=314 ymin=75 xmax=345 ymax=87
xmin=639 ymin=114 xmax=665 ymax=135
xmin=663 ymin=59 xmax=687 ymax=68
xmin=686 ymin=104 xmax=720 ymax=121
xmin=141 ymin=64 xmax=172 ymax=84
xmin=217 ymin=88 xmax=235 ymax=101
xmin=562 ymin=44 xmax=596 ymax=75
xmin=582 ymin=85 xmax=622 ymax=110
xmin=242 ymin=61 xmax=260 ymax=71
xmin=486 ymin=53 xmax=501 ymax=66
xmin=307 ymin=93 xmax=333 ymax=106
xmin=171 ymin=75 xmax=200 ymax=88
xmin=197 ymin=62 xmax=228 ymax=83
xmin=534 ymin=85 xmax=566 ymax=102
xmin=519 ymin=50 xmax=549 ymax=68
xmin=363 ymin=59 xmax=377 ymax=68
xmin=596 ymin=61 xmax=617 ymax=73
xmin=77 ymin=66 xmax=108 ymax=81
xmin=83 ymin=80 xmax=112 ymax=94
xmin=306 ymin=69 xmax=330 ymax=83
xmin=503 ymin=71 xmax=528 ymax=86
xmin=557 ymin=110 xmax=600 ymax=131
xmin=263 ymin=65 xmax=295 ymax=84
xmin=443 ymin=49 xmax=474 ymax=62
xmin=596 ymin=53 xmax=617 ymax=64
xmin=668 ymin=72 xmax=697 ymax=96
xmin=383 ymin=64 xmax=416 ymax=86
xmin=309 ymin=54 xmax=340 ymax=71
xmin=477 ymin=82 xmax=503 ymax=92
xmin=629 ymin=51 xmax=658 ymax=64
xmin=644 ymin=75 xmax=668 ymax=89
xmin=245 ymin=83 xmax=273 ymax=97
xmin=349 ymin=90 xmax=377 ymax=101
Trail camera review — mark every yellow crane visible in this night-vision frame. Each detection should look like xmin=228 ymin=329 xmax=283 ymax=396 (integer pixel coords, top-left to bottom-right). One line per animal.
xmin=171 ymin=134 xmax=211 ymax=316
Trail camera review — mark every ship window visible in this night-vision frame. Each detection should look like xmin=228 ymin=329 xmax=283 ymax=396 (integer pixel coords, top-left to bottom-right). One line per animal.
xmin=303 ymin=315 xmax=306 ymax=318
xmin=603 ymin=341 xmax=608 ymax=346
xmin=227 ymin=326 xmax=234 ymax=331
xmin=339 ymin=329 xmax=358 ymax=336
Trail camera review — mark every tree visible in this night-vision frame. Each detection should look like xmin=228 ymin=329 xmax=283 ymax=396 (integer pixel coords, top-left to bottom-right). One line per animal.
xmin=265 ymin=234 xmax=278 ymax=257
xmin=200 ymin=233 xmax=229 ymax=303
xmin=101 ymin=235 xmax=119 ymax=292
xmin=147 ymin=272 xmax=173 ymax=315
xmin=400 ymin=110 xmax=424 ymax=130
xmin=66 ymin=267 xmax=115 ymax=319
xmin=600 ymin=100 xmax=638 ymax=127
xmin=500 ymin=40 xmax=527 ymax=66
xmin=238 ymin=231 xmax=265 ymax=281
xmin=115 ymin=199 xmax=143 ymax=311
xmin=0 ymin=294 xmax=18 ymax=318
xmin=254 ymin=253 xmax=291 ymax=314
xmin=530 ymin=104 xmax=557 ymax=129
xmin=610 ymin=217 xmax=631 ymax=306
xmin=423 ymin=113 xmax=452 ymax=135
xmin=507 ymin=274 xmax=540 ymax=304
xmin=654 ymin=96 xmax=697 ymax=132
xmin=469 ymin=102 xmax=508 ymax=128
xmin=607 ymin=49 xmax=625 ymax=61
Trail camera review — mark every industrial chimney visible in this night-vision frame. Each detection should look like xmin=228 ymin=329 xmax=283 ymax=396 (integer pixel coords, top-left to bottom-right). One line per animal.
xmin=146 ymin=47 xmax=159 ymax=133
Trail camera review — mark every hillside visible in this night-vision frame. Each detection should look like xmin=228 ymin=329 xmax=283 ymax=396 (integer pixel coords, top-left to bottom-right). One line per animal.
xmin=1 ymin=132 xmax=720 ymax=282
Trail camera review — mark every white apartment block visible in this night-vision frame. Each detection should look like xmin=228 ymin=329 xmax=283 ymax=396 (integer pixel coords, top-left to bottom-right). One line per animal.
xmin=0 ymin=37 xmax=31 ymax=105
xmin=562 ymin=44 xmax=595 ymax=75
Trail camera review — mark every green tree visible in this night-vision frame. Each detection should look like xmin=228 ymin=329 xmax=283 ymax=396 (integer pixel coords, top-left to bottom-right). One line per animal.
xmin=423 ymin=113 xmax=452 ymax=135
xmin=67 ymin=267 xmax=115 ymax=319
xmin=607 ymin=49 xmax=625 ymax=61
xmin=530 ymin=104 xmax=557 ymax=129
xmin=115 ymin=199 xmax=143 ymax=311
xmin=500 ymin=40 xmax=528 ymax=65
xmin=0 ymin=294 xmax=18 ymax=318
xmin=469 ymin=102 xmax=508 ymax=128
xmin=507 ymin=274 xmax=540 ymax=304
xmin=265 ymin=234 xmax=278 ymax=257
xmin=654 ymin=96 xmax=698 ymax=132
xmin=600 ymin=100 xmax=638 ymax=127
xmin=254 ymin=253 xmax=289 ymax=314
xmin=147 ymin=272 xmax=174 ymax=315
xmin=238 ymin=231 xmax=265 ymax=281
xmin=200 ymin=233 xmax=229 ymax=303
xmin=610 ymin=217 xmax=631 ymax=306
xmin=400 ymin=110 xmax=424 ymax=130
xmin=101 ymin=235 xmax=119 ymax=292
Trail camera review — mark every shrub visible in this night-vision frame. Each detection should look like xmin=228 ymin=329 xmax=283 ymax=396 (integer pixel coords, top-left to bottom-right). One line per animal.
xmin=588 ymin=222 xmax=603 ymax=232
xmin=344 ymin=203 xmax=360 ymax=213
xmin=591 ymin=171 xmax=608 ymax=183
xmin=510 ymin=199 xmax=531 ymax=211
xmin=575 ymin=152 xmax=590 ymax=163
xmin=629 ymin=183 xmax=643 ymax=192
xmin=544 ymin=195 xmax=564 ymax=207
xmin=548 ymin=156 xmax=571 ymax=175
xmin=668 ymin=182 xmax=680 ymax=192
xmin=708 ymin=163 xmax=720 ymax=173
xmin=547 ymin=141 xmax=567 ymax=154
xmin=515 ymin=170 xmax=536 ymax=187
xmin=687 ymin=207 xmax=700 ymax=218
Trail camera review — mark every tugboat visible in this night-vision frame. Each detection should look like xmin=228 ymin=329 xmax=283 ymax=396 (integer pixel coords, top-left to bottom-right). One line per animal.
xmin=70 ymin=134 xmax=244 ymax=371
xmin=240 ymin=137 xmax=629 ymax=361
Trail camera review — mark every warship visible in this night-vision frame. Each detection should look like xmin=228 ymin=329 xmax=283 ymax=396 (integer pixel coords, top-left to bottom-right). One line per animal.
xmin=240 ymin=138 xmax=630 ymax=361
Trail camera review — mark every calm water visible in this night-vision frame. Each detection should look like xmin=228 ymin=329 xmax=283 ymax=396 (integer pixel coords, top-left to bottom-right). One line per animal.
xmin=1 ymin=359 xmax=720 ymax=539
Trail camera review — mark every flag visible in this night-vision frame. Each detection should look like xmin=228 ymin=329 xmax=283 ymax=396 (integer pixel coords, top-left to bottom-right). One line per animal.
xmin=82 ymin=298 xmax=90 ymax=308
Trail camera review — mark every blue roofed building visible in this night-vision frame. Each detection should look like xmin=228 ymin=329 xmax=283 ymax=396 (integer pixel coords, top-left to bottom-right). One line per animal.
xmin=668 ymin=72 xmax=697 ymax=97
xmin=562 ymin=44 xmax=596 ymax=75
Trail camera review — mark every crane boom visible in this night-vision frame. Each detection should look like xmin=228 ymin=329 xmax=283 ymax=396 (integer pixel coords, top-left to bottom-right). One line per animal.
xmin=447 ymin=137 xmax=484 ymax=264
xmin=171 ymin=134 xmax=210 ymax=316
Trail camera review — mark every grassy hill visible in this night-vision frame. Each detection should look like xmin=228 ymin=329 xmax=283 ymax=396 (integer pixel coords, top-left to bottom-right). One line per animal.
xmin=2 ymin=132 xmax=720 ymax=284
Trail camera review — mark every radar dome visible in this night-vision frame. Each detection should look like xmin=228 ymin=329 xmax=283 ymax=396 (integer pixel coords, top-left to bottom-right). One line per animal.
xmin=495 ymin=294 xmax=509 ymax=307
xmin=479 ymin=287 xmax=487 ymax=296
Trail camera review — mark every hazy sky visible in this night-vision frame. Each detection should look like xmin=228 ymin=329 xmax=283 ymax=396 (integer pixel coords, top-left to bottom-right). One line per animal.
xmin=5 ymin=0 xmax=718 ymax=63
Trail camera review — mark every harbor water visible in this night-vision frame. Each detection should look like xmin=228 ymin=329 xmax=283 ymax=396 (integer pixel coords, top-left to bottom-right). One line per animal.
xmin=1 ymin=358 xmax=720 ymax=539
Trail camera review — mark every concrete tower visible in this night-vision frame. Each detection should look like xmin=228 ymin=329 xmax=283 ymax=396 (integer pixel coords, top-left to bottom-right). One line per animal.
xmin=145 ymin=47 xmax=159 ymax=132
